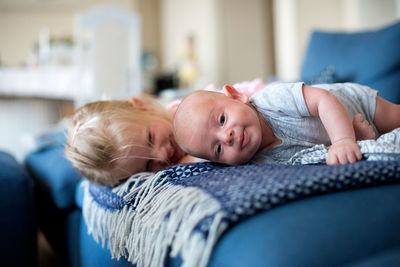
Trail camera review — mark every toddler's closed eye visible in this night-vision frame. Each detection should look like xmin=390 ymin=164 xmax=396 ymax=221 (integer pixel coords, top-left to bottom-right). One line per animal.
xmin=148 ymin=130 xmax=153 ymax=147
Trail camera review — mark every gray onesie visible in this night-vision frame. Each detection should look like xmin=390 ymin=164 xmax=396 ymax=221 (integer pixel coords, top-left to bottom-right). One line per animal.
xmin=249 ymin=82 xmax=378 ymax=164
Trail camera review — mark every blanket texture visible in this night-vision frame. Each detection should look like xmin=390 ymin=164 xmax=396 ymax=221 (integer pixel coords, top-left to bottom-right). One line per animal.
xmin=289 ymin=128 xmax=400 ymax=165
xmin=83 ymin=159 xmax=400 ymax=267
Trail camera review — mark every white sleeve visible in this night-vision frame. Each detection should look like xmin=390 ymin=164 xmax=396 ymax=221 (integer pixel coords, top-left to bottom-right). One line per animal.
xmin=250 ymin=82 xmax=310 ymax=117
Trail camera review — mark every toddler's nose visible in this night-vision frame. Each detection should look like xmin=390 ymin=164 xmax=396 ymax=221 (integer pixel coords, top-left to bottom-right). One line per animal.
xmin=158 ymin=142 xmax=173 ymax=163
xmin=158 ymin=147 xmax=168 ymax=162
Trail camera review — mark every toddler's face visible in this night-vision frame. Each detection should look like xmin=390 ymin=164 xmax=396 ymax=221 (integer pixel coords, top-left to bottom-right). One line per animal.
xmin=174 ymin=88 xmax=263 ymax=165
xmin=113 ymin=118 xmax=186 ymax=179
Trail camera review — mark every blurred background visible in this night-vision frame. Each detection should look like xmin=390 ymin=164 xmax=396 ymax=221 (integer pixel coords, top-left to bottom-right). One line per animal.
xmin=0 ymin=0 xmax=400 ymax=161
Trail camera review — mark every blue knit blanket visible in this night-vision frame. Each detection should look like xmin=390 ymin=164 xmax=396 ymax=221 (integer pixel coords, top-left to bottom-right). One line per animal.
xmin=82 ymin=128 xmax=400 ymax=267
xmin=289 ymin=128 xmax=400 ymax=164
xmin=82 ymin=159 xmax=400 ymax=267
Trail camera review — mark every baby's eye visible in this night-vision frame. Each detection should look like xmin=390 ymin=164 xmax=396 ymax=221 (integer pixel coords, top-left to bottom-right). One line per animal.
xmin=217 ymin=144 xmax=222 ymax=154
xmin=219 ymin=114 xmax=226 ymax=125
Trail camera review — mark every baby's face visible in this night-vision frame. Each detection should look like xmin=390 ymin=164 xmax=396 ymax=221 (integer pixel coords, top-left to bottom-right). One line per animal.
xmin=174 ymin=90 xmax=263 ymax=165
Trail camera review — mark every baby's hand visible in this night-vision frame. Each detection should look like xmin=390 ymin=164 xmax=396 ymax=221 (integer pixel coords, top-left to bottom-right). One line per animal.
xmin=327 ymin=138 xmax=362 ymax=165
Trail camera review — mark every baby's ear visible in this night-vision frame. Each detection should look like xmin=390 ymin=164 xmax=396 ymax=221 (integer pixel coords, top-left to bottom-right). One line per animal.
xmin=223 ymin=85 xmax=248 ymax=103
xmin=129 ymin=97 xmax=154 ymax=111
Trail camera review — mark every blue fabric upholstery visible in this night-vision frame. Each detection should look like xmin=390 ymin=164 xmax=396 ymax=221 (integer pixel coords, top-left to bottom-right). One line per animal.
xmin=26 ymin=135 xmax=137 ymax=267
xmin=72 ymin=183 xmax=134 ymax=266
xmin=75 ymin=180 xmax=85 ymax=209
xmin=63 ymin=209 xmax=132 ymax=267
xmin=26 ymin=144 xmax=82 ymax=210
xmin=347 ymin=248 xmax=400 ymax=267
xmin=0 ymin=151 xmax=37 ymax=267
xmin=79 ymin=215 xmax=134 ymax=267
xmin=301 ymin=20 xmax=400 ymax=104
xmin=210 ymin=184 xmax=400 ymax=266
xmin=25 ymin=132 xmax=83 ymax=265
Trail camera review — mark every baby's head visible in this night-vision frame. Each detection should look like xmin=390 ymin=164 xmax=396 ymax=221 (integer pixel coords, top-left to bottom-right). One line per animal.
xmin=66 ymin=96 xmax=185 ymax=186
xmin=173 ymin=85 xmax=263 ymax=165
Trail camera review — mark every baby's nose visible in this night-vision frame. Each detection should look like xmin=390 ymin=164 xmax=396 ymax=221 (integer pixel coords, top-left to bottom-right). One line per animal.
xmin=223 ymin=129 xmax=234 ymax=145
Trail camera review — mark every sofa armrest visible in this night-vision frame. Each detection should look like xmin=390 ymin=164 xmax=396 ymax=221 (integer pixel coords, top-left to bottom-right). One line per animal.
xmin=0 ymin=151 xmax=37 ymax=267
xmin=25 ymin=144 xmax=82 ymax=210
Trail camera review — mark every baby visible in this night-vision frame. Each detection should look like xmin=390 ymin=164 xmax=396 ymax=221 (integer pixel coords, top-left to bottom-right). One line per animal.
xmin=173 ymin=82 xmax=400 ymax=165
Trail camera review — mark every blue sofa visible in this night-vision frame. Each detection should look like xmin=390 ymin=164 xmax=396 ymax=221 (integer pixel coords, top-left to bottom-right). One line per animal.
xmin=25 ymin=142 xmax=400 ymax=267
xmin=25 ymin=20 xmax=400 ymax=267
xmin=301 ymin=20 xmax=400 ymax=104
xmin=25 ymin=140 xmax=132 ymax=267
xmin=0 ymin=151 xmax=37 ymax=267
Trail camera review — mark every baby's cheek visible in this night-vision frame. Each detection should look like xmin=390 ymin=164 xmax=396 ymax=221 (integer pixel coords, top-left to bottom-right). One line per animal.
xmin=226 ymin=151 xmax=251 ymax=165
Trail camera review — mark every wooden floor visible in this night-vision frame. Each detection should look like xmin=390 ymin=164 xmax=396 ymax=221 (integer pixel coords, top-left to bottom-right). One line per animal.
xmin=38 ymin=231 xmax=58 ymax=267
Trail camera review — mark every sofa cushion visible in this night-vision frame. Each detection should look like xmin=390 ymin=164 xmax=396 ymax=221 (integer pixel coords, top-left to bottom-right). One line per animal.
xmin=210 ymin=184 xmax=400 ymax=267
xmin=25 ymin=130 xmax=83 ymax=210
xmin=346 ymin=247 xmax=400 ymax=267
xmin=75 ymin=180 xmax=85 ymax=209
xmin=301 ymin=20 xmax=400 ymax=104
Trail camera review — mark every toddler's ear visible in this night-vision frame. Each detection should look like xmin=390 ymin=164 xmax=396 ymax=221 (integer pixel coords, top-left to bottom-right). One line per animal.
xmin=129 ymin=97 xmax=154 ymax=111
xmin=223 ymin=85 xmax=248 ymax=103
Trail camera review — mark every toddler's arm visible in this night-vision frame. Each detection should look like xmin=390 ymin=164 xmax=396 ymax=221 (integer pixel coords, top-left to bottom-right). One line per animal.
xmin=302 ymin=85 xmax=362 ymax=165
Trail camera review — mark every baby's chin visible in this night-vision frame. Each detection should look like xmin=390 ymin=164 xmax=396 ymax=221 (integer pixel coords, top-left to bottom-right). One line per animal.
xmin=224 ymin=152 xmax=256 ymax=165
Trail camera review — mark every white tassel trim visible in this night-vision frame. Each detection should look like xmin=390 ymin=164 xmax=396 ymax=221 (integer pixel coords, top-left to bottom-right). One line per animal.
xmin=82 ymin=171 xmax=227 ymax=267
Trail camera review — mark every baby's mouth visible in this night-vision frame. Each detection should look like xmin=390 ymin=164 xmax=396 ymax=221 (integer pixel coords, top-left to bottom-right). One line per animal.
xmin=241 ymin=129 xmax=249 ymax=149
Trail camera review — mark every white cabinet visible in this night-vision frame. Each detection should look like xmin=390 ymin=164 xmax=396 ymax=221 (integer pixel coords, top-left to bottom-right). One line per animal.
xmin=0 ymin=67 xmax=76 ymax=161
xmin=0 ymin=96 xmax=72 ymax=162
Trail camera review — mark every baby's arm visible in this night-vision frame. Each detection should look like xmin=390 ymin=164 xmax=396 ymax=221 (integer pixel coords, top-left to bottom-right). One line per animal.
xmin=302 ymin=85 xmax=362 ymax=165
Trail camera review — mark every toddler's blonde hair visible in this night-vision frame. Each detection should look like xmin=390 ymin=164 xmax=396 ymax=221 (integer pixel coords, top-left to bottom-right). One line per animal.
xmin=65 ymin=96 xmax=171 ymax=186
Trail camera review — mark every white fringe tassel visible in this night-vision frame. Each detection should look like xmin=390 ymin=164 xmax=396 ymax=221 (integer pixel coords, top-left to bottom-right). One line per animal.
xmin=82 ymin=171 xmax=228 ymax=267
